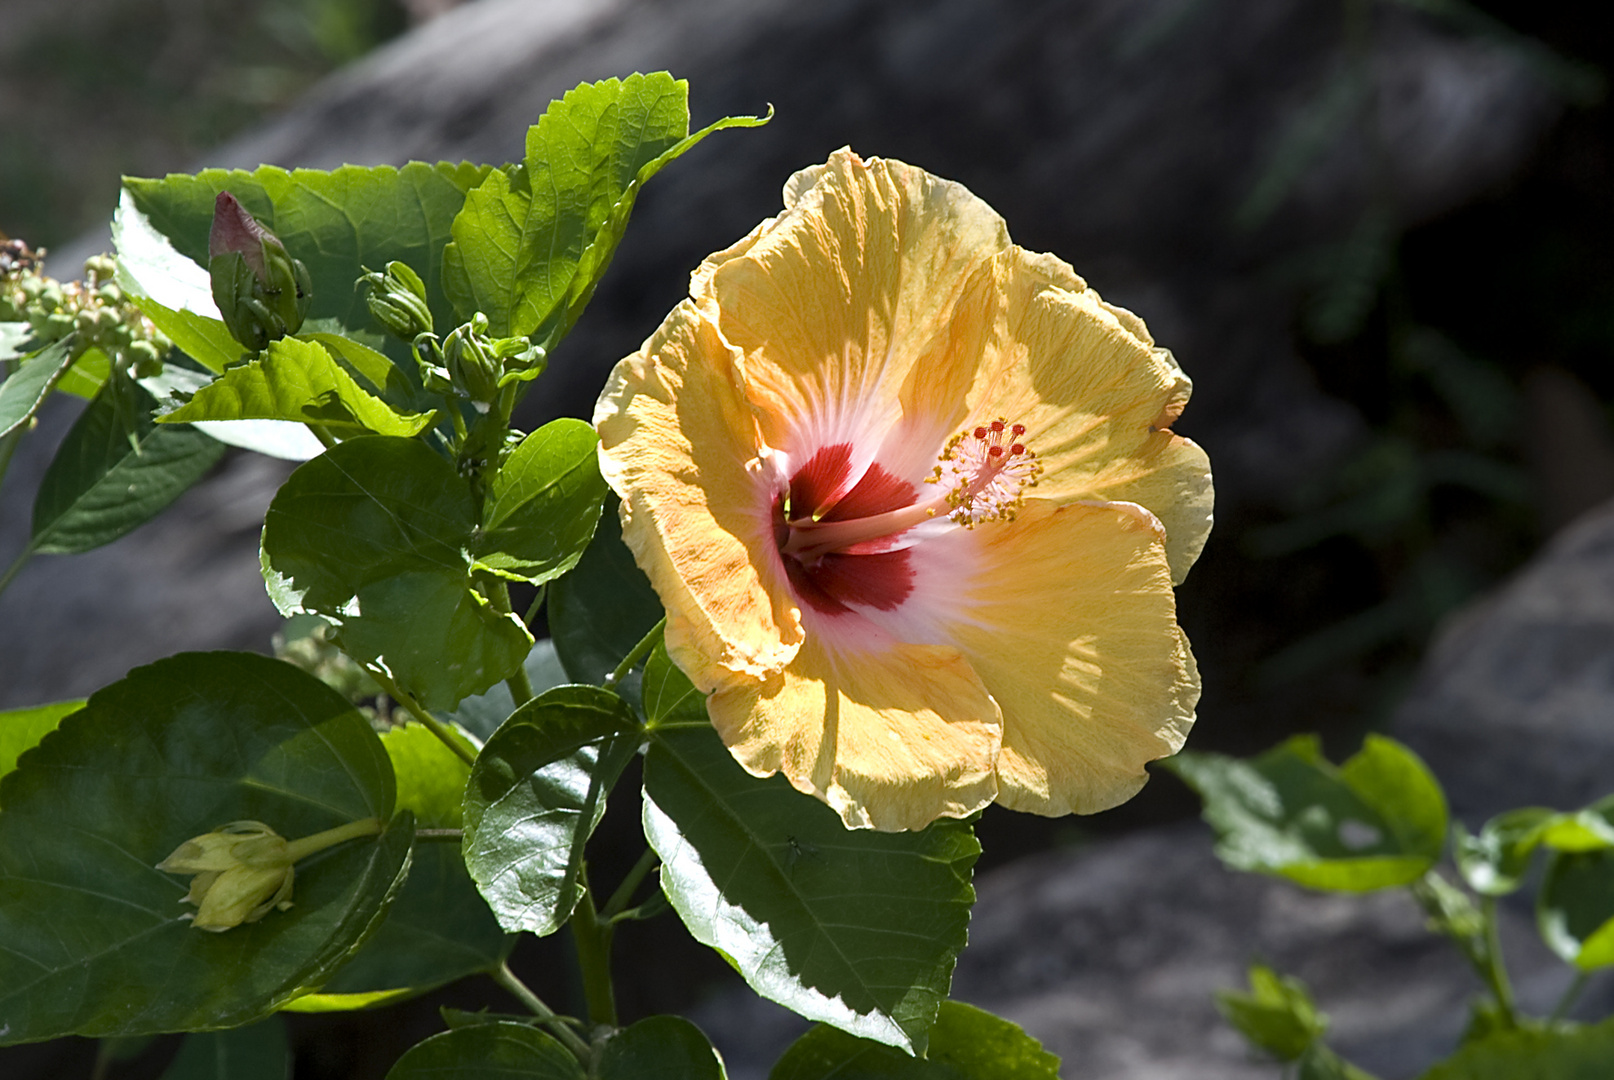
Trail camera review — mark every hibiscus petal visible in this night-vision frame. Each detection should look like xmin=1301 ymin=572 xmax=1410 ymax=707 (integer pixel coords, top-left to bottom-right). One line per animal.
xmin=707 ymin=638 xmax=1002 ymax=832
xmin=959 ymin=248 xmax=1214 ymax=583
xmin=595 ymin=300 xmax=802 ymax=682
xmin=949 ymin=499 xmax=1200 ymax=816
xmin=704 ymin=148 xmax=1011 ymax=484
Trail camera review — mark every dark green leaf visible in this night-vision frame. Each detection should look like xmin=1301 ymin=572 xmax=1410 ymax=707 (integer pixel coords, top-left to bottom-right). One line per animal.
xmin=549 ymin=495 xmax=662 ymax=684
xmin=472 ymin=419 xmax=606 ymax=585
xmin=260 ymin=435 xmax=533 ymax=711
xmin=384 ymin=1022 xmax=584 ymax=1080
xmin=643 ymin=725 xmax=979 ymax=1054
xmin=0 ymin=652 xmax=409 ymax=1044
xmin=160 ymin=336 xmax=435 ymax=437
xmin=770 ymin=1001 xmax=1061 ymax=1079
xmin=160 ymin=1019 xmax=290 ymax=1080
xmin=123 ymin=163 xmax=491 ymax=335
xmin=0 ymin=337 xmax=76 ymax=439
xmin=445 ymin=639 xmax=570 ymax=743
xmin=463 ymin=686 xmax=640 ymax=936
xmin=1539 ymin=847 xmax=1614 ymax=969
xmin=0 ymin=699 xmax=83 ymax=787
xmin=597 ymin=1015 xmax=725 ymax=1080
xmin=1417 ymin=1017 xmax=1614 ymax=1080
xmin=31 ymin=380 xmax=225 ymax=554
xmin=1163 ymin=735 xmax=1447 ymax=891
xmin=1215 ymin=964 xmax=1327 ymax=1062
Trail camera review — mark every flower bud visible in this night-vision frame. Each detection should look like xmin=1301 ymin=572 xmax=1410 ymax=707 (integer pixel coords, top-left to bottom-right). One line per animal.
xmin=208 ymin=192 xmax=313 ymax=351
xmin=360 ymin=260 xmax=434 ymax=341
xmin=441 ymin=313 xmax=502 ymax=408
xmin=157 ymin=820 xmax=295 ymax=931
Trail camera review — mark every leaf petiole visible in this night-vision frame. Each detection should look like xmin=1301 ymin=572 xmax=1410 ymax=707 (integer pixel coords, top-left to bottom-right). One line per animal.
xmin=606 ymin=616 xmax=666 ymax=687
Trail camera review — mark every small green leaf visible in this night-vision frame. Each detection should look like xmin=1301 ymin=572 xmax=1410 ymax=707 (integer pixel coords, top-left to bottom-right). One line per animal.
xmin=123 ymin=162 xmax=491 ymax=335
xmin=549 ymin=495 xmax=663 ymax=684
xmin=0 ymin=699 xmax=83 ymax=787
xmin=260 ymin=435 xmax=533 ymax=711
xmin=1539 ymin=847 xmax=1614 ymax=969
xmin=463 ymin=686 xmax=640 ymax=936
xmin=770 ymin=1001 xmax=1061 ymax=1079
xmin=160 ymin=337 xmax=435 ymax=437
xmin=1417 ymin=1017 xmax=1614 ymax=1080
xmin=302 ymin=331 xmax=436 ymax=419
xmin=1163 ymin=735 xmax=1447 ymax=891
xmin=644 ymin=725 xmax=979 ymax=1055
xmin=471 ymin=419 xmax=606 ymax=584
xmin=0 ymin=652 xmax=409 ymax=1045
xmin=444 ymin=72 xmax=766 ymax=340
xmin=445 ymin=639 xmax=570 ymax=743
xmin=597 ymin=1016 xmax=725 ymax=1080
xmin=1215 ymin=964 xmax=1328 ymax=1062
xmin=285 ymin=723 xmax=510 ymax=1011
xmin=0 ymin=337 xmax=76 ymax=439
xmin=1455 ymin=808 xmax=1557 ymax=896
xmin=160 ymin=1019 xmax=290 ymax=1080
xmin=31 ymin=380 xmax=225 ymax=554
xmin=384 ymin=1022 xmax=585 ymax=1080
xmin=641 ymin=641 xmax=706 ymax=729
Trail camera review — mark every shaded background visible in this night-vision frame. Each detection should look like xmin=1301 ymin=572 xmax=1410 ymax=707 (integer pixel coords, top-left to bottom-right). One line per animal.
xmin=4 ymin=0 xmax=1614 ymax=1077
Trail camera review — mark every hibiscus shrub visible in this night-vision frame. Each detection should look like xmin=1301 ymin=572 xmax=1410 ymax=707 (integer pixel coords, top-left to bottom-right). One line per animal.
xmin=0 ymin=73 xmax=1211 ymax=1076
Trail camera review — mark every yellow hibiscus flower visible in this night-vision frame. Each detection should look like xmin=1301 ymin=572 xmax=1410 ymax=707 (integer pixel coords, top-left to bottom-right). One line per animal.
xmin=595 ymin=148 xmax=1212 ymax=831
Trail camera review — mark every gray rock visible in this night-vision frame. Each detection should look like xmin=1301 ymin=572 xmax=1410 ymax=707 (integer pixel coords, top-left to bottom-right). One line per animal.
xmin=1396 ymin=496 xmax=1614 ymax=825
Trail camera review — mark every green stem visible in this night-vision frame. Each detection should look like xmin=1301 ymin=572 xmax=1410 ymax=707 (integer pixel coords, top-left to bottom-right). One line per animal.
xmin=491 ymin=962 xmax=592 ymax=1062
xmin=600 ymin=848 xmax=660 ymax=923
xmin=371 ymin=670 xmax=478 ymax=768
xmin=569 ymin=880 xmax=618 ymax=1028
xmin=607 ymin=617 xmax=667 ymax=687
xmin=0 ymin=544 xmax=34 ymax=604
xmin=284 ymin=816 xmax=383 ymax=861
xmin=522 ymin=583 xmax=547 ymax=627
xmin=489 ymin=581 xmax=535 ymax=706
xmin=1551 ymin=969 xmax=1590 ymax=1023
xmin=305 ymin=423 xmax=338 ymax=449
xmin=1479 ymin=897 xmax=1519 ymax=1027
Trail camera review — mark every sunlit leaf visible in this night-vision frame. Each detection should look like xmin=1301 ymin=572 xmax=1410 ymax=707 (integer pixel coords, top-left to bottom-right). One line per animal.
xmin=770 ymin=1001 xmax=1060 ymax=1079
xmin=0 ymin=699 xmax=83 ymax=788
xmin=643 ymin=724 xmax=978 ymax=1054
xmin=472 ymin=419 xmax=606 ymax=585
xmin=1164 ymin=735 xmax=1447 ymax=892
xmin=1417 ymin=1016 xmax=1614 ymax=1080
xmin=463 ymin=686 xmax=640 ymax=936
xmin=0 ymin=336 xmax=76 ymax=439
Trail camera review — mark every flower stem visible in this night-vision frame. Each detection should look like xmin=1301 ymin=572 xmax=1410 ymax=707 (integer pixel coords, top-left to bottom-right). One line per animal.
xmin=600 ymin=848 xmax=660 ymax=923
xmin=370 ymin=670 xmax=478 ymax=768
xmin=1479 ymin=897 xmax=1518 ymax=1027
xmin=607 ymin=617 xmax=666 ymax=687
xmin=304 ymin=423 xmax=338 ymax=449
xmin=522 ymin=583 xmax=547 ymax=627
xmin=284 ymin=816 xmax=382 ymax=861
xmin=1551 ymin=969 xmax=1590 ymax=1023
xmin=569 ymin=879 xmax=618 ymax=1027
xmin=491 ymin=962 xmax=592 ymax=1062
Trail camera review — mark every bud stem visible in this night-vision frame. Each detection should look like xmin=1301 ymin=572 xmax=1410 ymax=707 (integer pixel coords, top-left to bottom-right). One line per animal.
xmin=283 ymin=817 xmax=383 ymax=862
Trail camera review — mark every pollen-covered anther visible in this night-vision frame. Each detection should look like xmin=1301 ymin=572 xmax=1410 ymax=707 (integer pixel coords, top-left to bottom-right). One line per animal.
xmin=927 ymin=418 xmax=1043 ymax=527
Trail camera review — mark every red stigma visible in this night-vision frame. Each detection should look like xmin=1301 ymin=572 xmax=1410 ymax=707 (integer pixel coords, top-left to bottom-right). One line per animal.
xmin=990 ymin=420 xmax=1005 ymax=433
xmin=988 ymin=445 xmax=1004 ymax=457
xmin=973 ymin=426 xmax=987 ymax=440
xmin=1011 ymin=423 xmax=1026 ymax=436
xmin=1010 ymin=443 xmax=1025 ymax=456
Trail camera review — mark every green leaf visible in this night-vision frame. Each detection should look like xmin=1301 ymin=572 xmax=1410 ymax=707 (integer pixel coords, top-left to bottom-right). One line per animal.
xmin=0 ymin=322 xmax=32 ymax=361
xmin=444 ymin=72 xmax=766 ymax=339
xmin=463 ymin=686 xmax=640 ymax=936
xmin=643 ymin=724 xmax=979 ymax=1054
xmin=445 ymin=639 xmax=570 ymax=743
xmin=597 ymin=1016 xmax=725 ymax=1080
xmin=1456 ymin=808 xmax=1557 ymax=896
xmin=384 ymin=1022 xmax=585 ymax=1080
xmin=284 ymin=723 xmax=510 ymax=1012
xmin=159 ymin=336 xmax=435 ymax=437
xmin=641 ymin=641 xmax=706 ymax=728
xmin=549 ymin=495 xmax=663 ymax=684
xmin=471 ymin=419 xmax=606 ymax=584
xmin=123 ymin=162 xmax=490 ymax=335
xmin=1215 ymin=964 xmax=1328 ymax=1062
xmin=0 ymin=652 xmax=410 ymax=1045
xmin=1417 ymin=1017 xmax=1614 ymax=1080
xmin=770 ymin=1001 xmax=1061 ymax=1080
xmin=1539 ymin=846 xmax=1614 ymax=969
xmin=0 ymin=699 xmax=83 ymax=788
xmin=1163 ymin=735 xmax=1448 ymax=891
xmin=0 ymin=336 xmax=76 ymax=439
xmin=160 ymin=1019 xmax=290 ymax=1080
xmin=56 ymin=346 xmax=112 ymax=400
xmin=303 ymin=331 xmax=437 ymax=419
xmin=131 ymin=295 xmax=245 ymax=376
xmin=260 ymin=435 xmax=533 ymax=711
xmin=31 ymin=380 xmax=226 ymax=554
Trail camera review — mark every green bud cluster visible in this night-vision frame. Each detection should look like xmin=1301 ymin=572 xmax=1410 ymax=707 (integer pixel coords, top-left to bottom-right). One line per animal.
xmin=417 ymin=311 xmax=547 ymax=411
xmin=360 ymin=261 xmax=433 ymax=341
xmin=1 ymin=244 xmax=172 ymax=378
